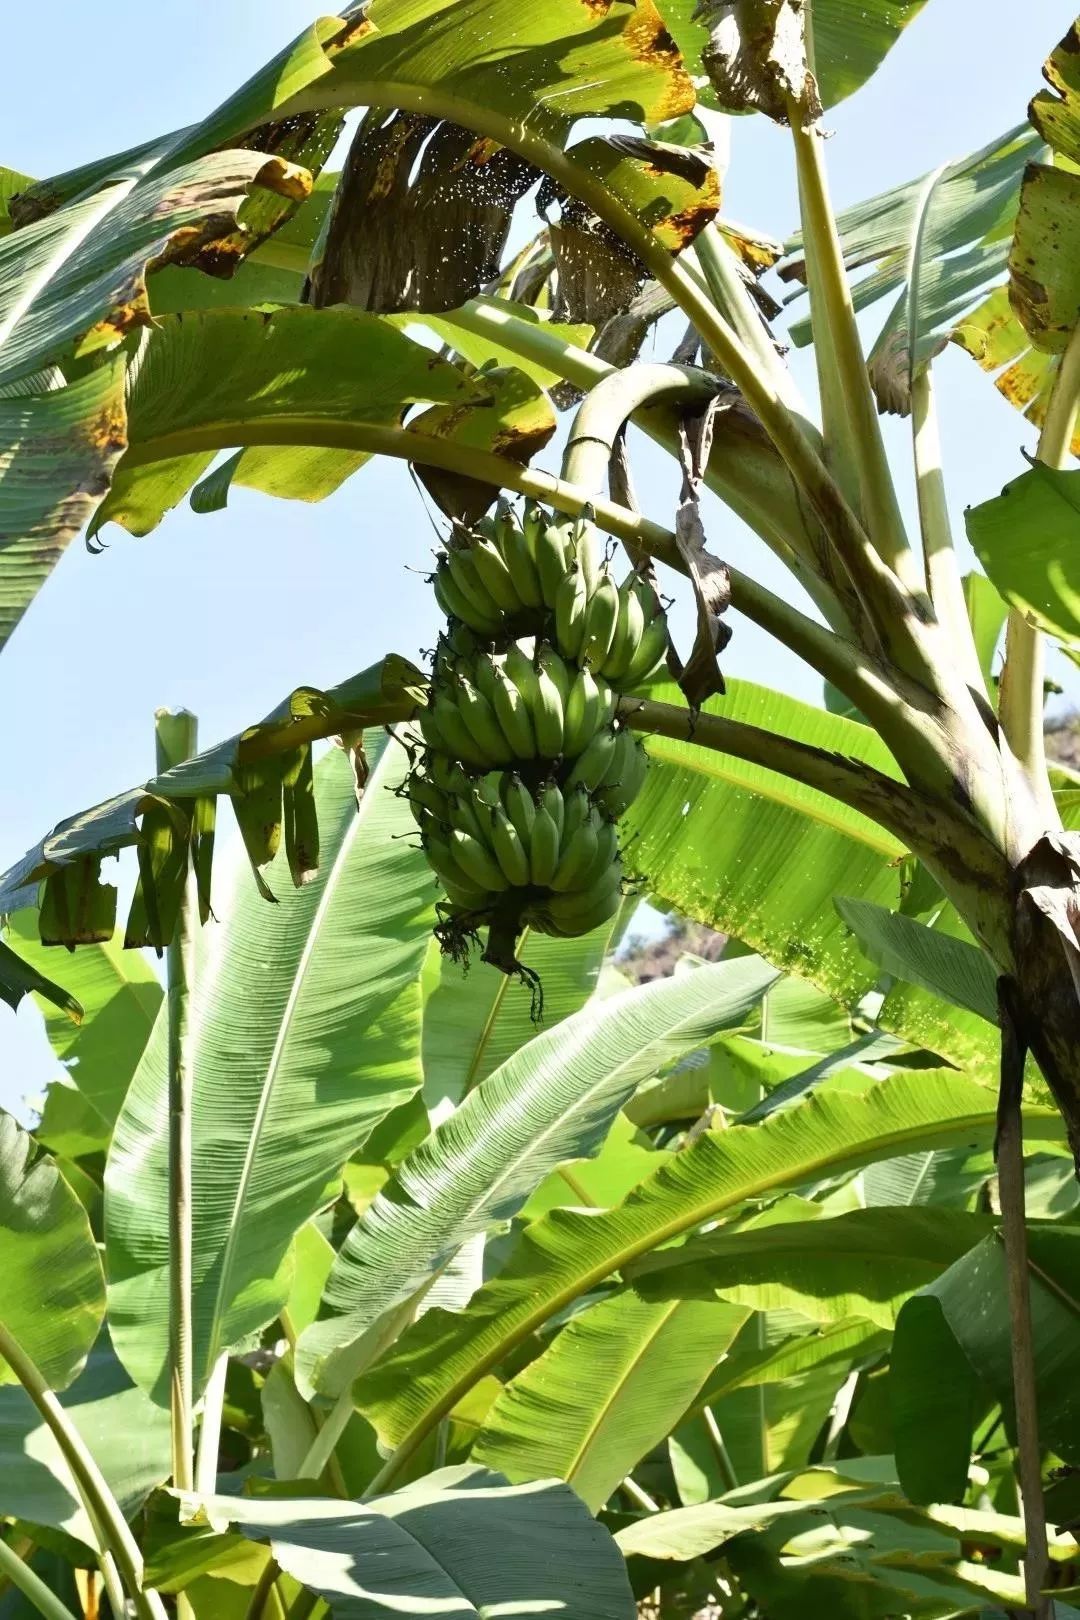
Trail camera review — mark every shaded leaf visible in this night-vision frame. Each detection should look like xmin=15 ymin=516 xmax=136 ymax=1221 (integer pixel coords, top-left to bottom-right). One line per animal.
xmin=891 ymin=1294 xmax=980 ymax=1506
xmin=966 ymin=460 xmax=1080 ymax=649
xmin=835 ymin=896 xmax=999 ymax=1024
xmin=205 ymin=1465 xmax=635 ymax=1619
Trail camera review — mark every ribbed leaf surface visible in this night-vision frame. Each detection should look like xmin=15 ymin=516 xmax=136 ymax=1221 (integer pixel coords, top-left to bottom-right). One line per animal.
xmin=0 ymin=1113 xmax=104 ymax=1391
xmin=358 ymin=1075 xmax=1062 ymax=1476
xmin=105 ymin=740 xmax=432 ymax=1401
xmin=300 ymin=956 xmax=779 ymax=1396
xmin=206 ymin=1464 xmax=635 ymax=1619
xmin=474 ymin=1290 xmax=747 ymax=1510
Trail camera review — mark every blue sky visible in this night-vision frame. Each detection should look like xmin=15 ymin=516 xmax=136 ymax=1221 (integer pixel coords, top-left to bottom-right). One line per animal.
xmin=0 ymin=1 xmax=1076 ymax=1107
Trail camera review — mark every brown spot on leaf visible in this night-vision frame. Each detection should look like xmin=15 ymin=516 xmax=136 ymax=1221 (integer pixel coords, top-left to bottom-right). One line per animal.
xmin=664 ymin=198 xmax=720 ymax=250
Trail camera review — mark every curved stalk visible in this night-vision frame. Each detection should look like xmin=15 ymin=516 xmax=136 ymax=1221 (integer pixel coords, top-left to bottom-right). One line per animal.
xmin=446 ymin=300 xmax=853 ymax=629
xmin=911 ymin=368 xmax=985 ymax=694
xmin=281 ymin=77 xmax=936 ymax=678
xmin=788 ymin=114 xmax=921 ymax=597
xmin=561 ymin=362 xmax=724 ymax=491
xmin=123 ymin=418 xmax=908 ymax=731
xmin=1000 ymin=319 xmax=1080 ymax=818
xmin=0 ymin=1325 xmax=166 ymax=1620
xmin=0 ymin=1538 xmax=80 ymax=1620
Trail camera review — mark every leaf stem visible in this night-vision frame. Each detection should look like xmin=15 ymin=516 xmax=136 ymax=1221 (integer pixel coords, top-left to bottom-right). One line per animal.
xmin=0 ymin=1537 xmax=80 ymax=1620
xmin=788 ymin=113 xmax=921 ymax=596
xmin=155 ymin=709 xmax=199 ymax=1511
xmin=195 ymin=1351 xmax=229 ymax=1494
xmin=297 ymin=1388 xmax=354 ymax=1483
xmin=999 ymin=320 xmax=1080 ymax=810
xmin=910 ymin=367 xmax=985 ymax=694
xmin=0 ymin=1325 xmax=166 ymax=1620
xmin=561 ymin=361 xmax=722 ymax=493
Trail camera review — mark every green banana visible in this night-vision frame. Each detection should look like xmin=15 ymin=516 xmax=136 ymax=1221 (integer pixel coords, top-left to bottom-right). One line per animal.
xmin=600 ymin=576 xmax=646 ymax=684
xmin=550 ymin=817 xmax=599 ymax=892
xmin=528 ymin=800 xmax=562 ymax=886
xmin=566 ymin=727 xmax=618 ymax=791
xmin=490 ymin=666 xmax=538 ymax=759
xmin=449 ymin=828 xmax=509 ymax=892
xmin=490 ymin=807 xmax=532 ymax=887
xmin=472 ymin=538 xmax=524 ymax=616
xmin=594 ymin=730 xmax=649 ymax=817
xmin=544 ymin=864 xmax=623 ymax=929
xmin=494 ymin=507 xmax=544 ymax=609
xmin=562 ymin=667 xmax=597 ymax=759
xmin=433 ymin=561 xmax=491 ymax=630
xmin=538 ymin=644 xmax=572 ymax=712
xmin=575 ymin=517 xmax=603 ymax=594
xmin=502 ymin=774 xmax=536 ymax=844
xmin=448 ymin=791 xmax=490 ymax=847
xmin=620 ymin=609 xmax=670 ymax=690
xmin=554 ymin=563 xmax=588 ymax=661
xmin=559 ymin=784 xmax=591 ymax=847
xmin=425 ymin=831 xmax=489 ymax=902
xmin=540 ymin=780 xmax=565 ymax=844
xmin=432 ymin=693 xmax=493 ymax=769
xmin=407 ymin=774 xmax=448 ymax=823
xmin=448 ymin=549 xmax=504 ymax=629
xmin=530 ymin=655 xmax=566 ymax=759
xmin=581 ymin=570 xmax=620 ymax=670
xmin=457 ymin=679 xmax=514 ymax=766
xmin=428 ymin=753 xmax=470 ymax=796
xmin=535 ymin=515 xmax=574 ymax=607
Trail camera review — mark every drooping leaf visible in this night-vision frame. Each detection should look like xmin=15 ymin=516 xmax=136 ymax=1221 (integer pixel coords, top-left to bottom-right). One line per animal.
xmin=630 ymin=1207 xmax=992 ymax=1328
xmin=92 ymin=306 xmax=484 ymax=537
xmin=890 ymin=1294 xmax=981 ymax=1506
xmin=199 ymin=1465 xmax=636 ymax=1620
xmin=105 ymin=741 xmax=433 ymax=1403
xmin=966 ymin=460 xmax=1080 ymax=649
xmin=297 ymin=956 xmax=780 ymax=1397
xmin=0 ymin=1114 xmax=104 ymax=1392
xmin=657 ymin=0 xmax=929 ymax=114
xmin=473 ymin=1291 xmax=747 ymax=1510
xmin=925 ymin=1225 xmax=1080 ymax=1464
xmin=621 ymin=681 xmax=906 ymax=1011
xmin=0 ymin=359 xmax=127 ymax=656
xmin=0 ymin=1333 xmax=170 ymax=1544
xmin=954 ymin=283 xmax=1080 ymax=456
xmin=834 ymin=896 xmax=999 ymax=1024
xmin=5 ymin=913 xmax=161 ymax=1158
xmin=357 ymin=1074 xmax=1060 ymax=1471
xmin=1009 ymin=161 xmax=1080 ymax=352
xmin=0 ymin=656 xmax=426 ymax=934
xmin=782 ymin=124 xmax=1040 ymax=410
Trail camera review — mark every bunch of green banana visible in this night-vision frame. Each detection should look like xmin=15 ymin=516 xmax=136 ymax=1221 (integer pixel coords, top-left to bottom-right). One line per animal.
xmin=431 ymin=502 xmax=575 ymax=639
xmin=420 ymin=639 xmax=615 ymax=769
xmin=409 ymin=766 xmax=623 ymax=935
xmin=553 ymin=560 xmax=669 ymax=690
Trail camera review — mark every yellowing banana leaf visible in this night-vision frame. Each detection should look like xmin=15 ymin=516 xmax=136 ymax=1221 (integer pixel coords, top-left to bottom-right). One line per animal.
xmin=105 ymin=741 xmax=433 ymax=1402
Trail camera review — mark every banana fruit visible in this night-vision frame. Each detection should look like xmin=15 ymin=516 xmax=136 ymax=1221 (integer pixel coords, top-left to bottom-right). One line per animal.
xmin=415 ymin=502 xmax=673 ymax=974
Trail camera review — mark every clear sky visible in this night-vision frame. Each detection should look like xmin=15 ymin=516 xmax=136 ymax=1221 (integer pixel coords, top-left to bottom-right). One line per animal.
xmin=1 ymin=0 xmax=1076 ymax=1107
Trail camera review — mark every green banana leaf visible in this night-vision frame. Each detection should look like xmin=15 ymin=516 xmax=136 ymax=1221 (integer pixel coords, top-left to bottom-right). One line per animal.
xmin=91 ymin=306 xmax=484 ymax=539
xmin=105 ymin=740 xmax=433 ymax=1403
xmin=5 ymin=913 xmax=161 ymax=1158
xmin=630 ymin=1207 xmax=993 ymax=1328
xmin=297 ymin=955 xmax=780 ymax=1397
xmin=200 ymin=1465 xmax=635 ymax=1620
xmin=621 ymin=681 xmax=907 ymax=1010
xmin=835 ymin=897 xmax=999 ymax=1024
xmin=890 ymin=1294 xmax=981 ymax=1505
xmin=421 ymin=917 xmax=621 ymax=1116
xmin=473 ymin=1290 xmax=748 ymax=1510
xmin=967 ymin=461 xmax=1080 ymax=649
xmin=357 ymin=1074 xmax=1061 ymax=1473
xmin=0 ymin=1334 xmax=170 ymax=1545
xmin=0 ymin=1114 xmax=104 ymax=1391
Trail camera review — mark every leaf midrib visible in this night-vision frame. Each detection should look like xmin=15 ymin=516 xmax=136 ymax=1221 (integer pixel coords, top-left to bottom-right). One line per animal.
xmin=205 ymin=745 xmax=392 ymax=1367
xmin=378 ymin=1101 xmax=1026 ymax=1479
